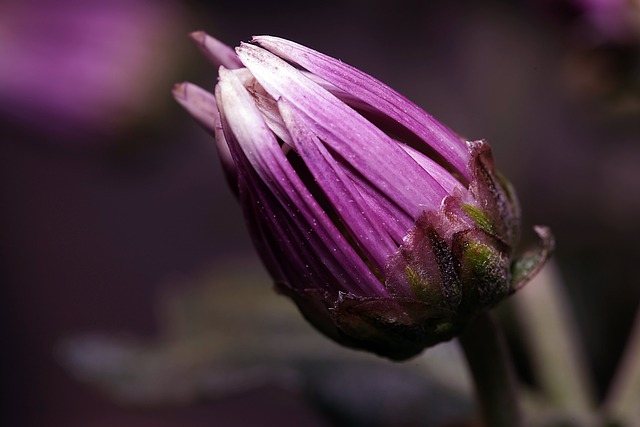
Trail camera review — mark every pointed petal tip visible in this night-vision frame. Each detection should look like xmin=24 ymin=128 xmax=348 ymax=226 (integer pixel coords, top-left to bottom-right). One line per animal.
xmin=172 ymin=82 xmax=188 ymax=101
xmin=172 ymin=82 xmax=219 ymax=136
xmin=172 ymin=81 xmax=210 ymax=105
xmin=236 ymin=41 xmax=251 ymax=50
xmin=251 ymin=35 xmax=278 ymax=44
xmin=189 ymin=30 xmax=207 ymax=45
xmin=217 ymin=65 xmax=231 ymax=77
xmin=172 ymin=81 xmax=201 ymax=109
xmin=250 ymin=35 xmax=267 ymax=43
xmin=234 ymin=42 xmax=258 ymax=61
xmin=190 ymin=31 xmax=243 ymax=69
xmin=533 ymin=225 xmax=555 ymax=252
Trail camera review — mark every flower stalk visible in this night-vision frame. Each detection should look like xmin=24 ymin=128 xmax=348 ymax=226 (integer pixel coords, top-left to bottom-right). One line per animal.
xmin=459 ymin=312 xmax=522 ymax=427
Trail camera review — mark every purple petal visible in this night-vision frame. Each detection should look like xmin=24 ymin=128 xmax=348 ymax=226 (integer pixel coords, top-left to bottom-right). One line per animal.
xmin=345 ymin=172 xmax=415 ymax=244
xmin=216 ymin=67 xmax=389 ymax=296
xmin=251 ymin=35 xmax=471 ymax=182
xmin=235 ymin=42 xmax=449 ymax=218
xmin=190 ymin=31 xmax=243 ymax=69
xmin=399 ymin=144 xmax=466 ymax=196
xmin=172 ymin=82 xmax=217 ymax=133
xmin=237 ymin=71 xmax=293 ymax=145
xmin=278 ymin=98 xmax=399 ymax=272
xmin=173 ymin=81 xmax=237 ymax=189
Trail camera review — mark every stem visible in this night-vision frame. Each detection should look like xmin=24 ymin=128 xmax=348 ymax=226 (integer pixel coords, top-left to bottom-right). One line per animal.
xmin=459 ymin=311 xmax=522 ymax=427
xmin=511 ymin=261 xmax=596 ymax=413
xmin=603 ymin=307 xmax=640 ymax=426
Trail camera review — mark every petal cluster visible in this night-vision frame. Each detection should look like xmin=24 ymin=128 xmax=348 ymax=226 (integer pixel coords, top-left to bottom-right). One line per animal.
xmin=174 ymin=33 xmax=553 ymax=360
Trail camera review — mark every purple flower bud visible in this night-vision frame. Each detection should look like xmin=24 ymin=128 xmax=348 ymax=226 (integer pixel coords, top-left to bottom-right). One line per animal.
xmin=174 ymin=33 xmax=554 ymax=360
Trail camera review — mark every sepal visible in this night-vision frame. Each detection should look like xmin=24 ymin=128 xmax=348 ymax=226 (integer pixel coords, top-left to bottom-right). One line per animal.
xmin=510 ymin=225 xmax=555 ymax=291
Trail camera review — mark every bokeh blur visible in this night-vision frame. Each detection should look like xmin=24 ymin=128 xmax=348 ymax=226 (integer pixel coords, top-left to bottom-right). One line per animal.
xmin=1 ymin=0 xmax=639 ymax=426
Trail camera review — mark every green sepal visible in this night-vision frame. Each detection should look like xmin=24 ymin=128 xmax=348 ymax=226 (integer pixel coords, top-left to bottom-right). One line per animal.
xmin=461 ymin=204 xmax=495 ymax=235
xmin=510 ymin=225 xmax=555 ymax=291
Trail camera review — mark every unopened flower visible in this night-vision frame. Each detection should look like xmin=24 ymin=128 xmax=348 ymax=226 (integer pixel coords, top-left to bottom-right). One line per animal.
xmin=174 ymin=32 xmax=554 ymax=360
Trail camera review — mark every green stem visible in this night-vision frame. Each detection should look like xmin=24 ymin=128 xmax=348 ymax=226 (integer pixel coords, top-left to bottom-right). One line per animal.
xmin=603 ymin=307 xmax=640 ymax=426
xmin=459 ymin=311 xmax=522 ymax=427
xmin=511 ymin=261 xmax=596 ymax=413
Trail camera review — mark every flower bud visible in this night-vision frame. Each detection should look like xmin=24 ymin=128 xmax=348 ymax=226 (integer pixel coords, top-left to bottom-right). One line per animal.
xmin=174 ymin=33 xmax=554 ymax=360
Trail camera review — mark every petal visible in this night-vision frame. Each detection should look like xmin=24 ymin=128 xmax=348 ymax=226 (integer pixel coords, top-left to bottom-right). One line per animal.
xmin=346 ymin=173 xmax=415 ymax=244
xmin=251 ymin=35 xmax=471 ymax=182
xmin=172 ymin=82 xmax=217 ymax=134
xmin=172 ymin=82 xmax=237 ymax=191
xmin=235 ymin=71 xmax=293 ymax=145
xmin=216 ymin=67 xmax=389 ymax=296
xmin=278 ymin=98 xmax=399 ymax=272
xmin=399 ymin=143 xmax=466 ymax=196
xmin=236 ymin=42 xmax=449 ymax=218
xmin=190 ymin=31 xmax=243 ymax=69
xmin=224 ymin=68 xmax=293 ymax=144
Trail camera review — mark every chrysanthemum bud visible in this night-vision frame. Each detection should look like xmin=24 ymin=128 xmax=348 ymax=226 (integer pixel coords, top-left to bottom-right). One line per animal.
xmin=174 ymin=33 xmax=554 ymax=360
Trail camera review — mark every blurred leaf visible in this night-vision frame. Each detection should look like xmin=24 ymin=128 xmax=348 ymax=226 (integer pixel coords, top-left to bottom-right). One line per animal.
xmin=58 ymin=259 xmax=474 ymax=426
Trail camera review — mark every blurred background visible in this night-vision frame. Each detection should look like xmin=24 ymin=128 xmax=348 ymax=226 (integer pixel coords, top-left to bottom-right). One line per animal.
xmin=1 ymin=0 xmax=639 ymax=426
